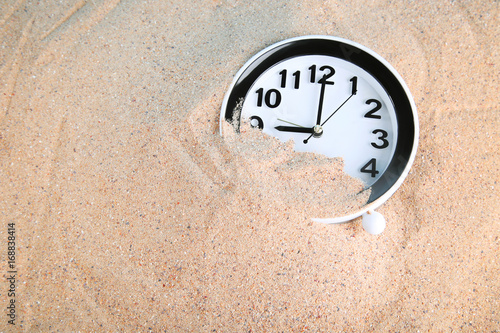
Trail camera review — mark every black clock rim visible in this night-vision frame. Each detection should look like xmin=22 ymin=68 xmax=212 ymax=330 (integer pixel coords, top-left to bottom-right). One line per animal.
xmin=223 ymin=37 xmax=417 ymax=204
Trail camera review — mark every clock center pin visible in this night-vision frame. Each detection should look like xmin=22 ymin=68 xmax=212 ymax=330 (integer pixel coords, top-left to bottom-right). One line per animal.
xmin=313 ymin=125 xmax=323 ymax=137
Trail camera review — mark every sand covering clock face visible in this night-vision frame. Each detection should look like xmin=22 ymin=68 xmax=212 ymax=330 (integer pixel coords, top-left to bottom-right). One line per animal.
xmin=219 ymin=112 xmax=370 ymax=219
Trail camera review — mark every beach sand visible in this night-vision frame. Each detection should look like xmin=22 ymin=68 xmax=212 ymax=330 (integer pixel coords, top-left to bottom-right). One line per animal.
xmin=0 ymin=0 xmax=498 ymax=331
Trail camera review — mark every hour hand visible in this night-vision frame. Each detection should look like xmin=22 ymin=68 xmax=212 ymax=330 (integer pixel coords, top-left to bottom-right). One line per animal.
xmin=274 ymin=125 xmax=314 ymax=133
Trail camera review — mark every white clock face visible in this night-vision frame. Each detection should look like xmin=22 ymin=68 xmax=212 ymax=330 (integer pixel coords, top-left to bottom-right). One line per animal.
xmin=241 ymin=55 xmax=398 ymax=186
xmin=221 ymin=36 xmax=418 ymax=221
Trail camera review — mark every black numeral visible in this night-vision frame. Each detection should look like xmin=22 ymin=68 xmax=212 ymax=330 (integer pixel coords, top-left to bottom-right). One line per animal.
xmin=279 ymin=70 xmax=301 ymax=89
xmin=371 ymin=129 xmax=389 ymax=149
xmin=309 ymin=64 xmax=336 ymax=84
xmin=292 ymin=70 xmax=300 ymax=89
xmin=256 ymin=88 xmax=281 ymax=108
xmin=364 ymin=99 xmax=382 ymax=119
xmin=309 ymin=65 xmax=316 ymax=83
xmin=361 ymin=158 xmax=379 ymax=178
xmin=318 ymin=65 xmax=335 ymax=85
xmin=350 ymin=76 xmax=358 ymax=95
xmin=279 ymin=69 xmax=287 ymax=88
xmin=249 ymin=116 xmax=264 ymax=129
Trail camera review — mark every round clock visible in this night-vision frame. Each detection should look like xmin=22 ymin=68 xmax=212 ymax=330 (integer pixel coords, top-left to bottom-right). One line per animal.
xmin=220 ymin=36 xmax=418 ymax=234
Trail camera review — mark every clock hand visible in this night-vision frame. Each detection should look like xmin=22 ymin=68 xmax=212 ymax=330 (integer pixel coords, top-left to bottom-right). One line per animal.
xmin=303 ymin=93 xmax=354 ymax=144
xmin=274 ymin=125 xmax=314 ymax=133
xmin=321 ymin=93 xmax=354 ymax=127
xmin=276 ymin=118 xmax=306 ymax=128
xmin=315 ymin=80 xmax=327 ymax=126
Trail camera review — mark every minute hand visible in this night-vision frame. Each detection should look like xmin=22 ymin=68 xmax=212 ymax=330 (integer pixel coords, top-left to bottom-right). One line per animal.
xmin=303 ymin=93 xmax=355 ymax=144
xmin=320 ymin=93 xmax=355 ymax=126
xmin=274 ymin=126 xmax=314 ymax=133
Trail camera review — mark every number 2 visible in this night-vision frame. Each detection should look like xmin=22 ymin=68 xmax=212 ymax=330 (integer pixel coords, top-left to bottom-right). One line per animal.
xmin=364 ymin=99 xmax=382 ymax=119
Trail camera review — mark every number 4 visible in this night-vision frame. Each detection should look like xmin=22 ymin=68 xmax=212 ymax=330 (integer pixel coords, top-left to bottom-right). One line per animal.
xmin=361 ymin=158 xmax=379 ymax=178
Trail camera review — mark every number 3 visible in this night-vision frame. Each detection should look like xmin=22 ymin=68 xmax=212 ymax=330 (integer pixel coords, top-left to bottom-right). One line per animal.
xmin=371 ymin=129 xmax=389 ymax=149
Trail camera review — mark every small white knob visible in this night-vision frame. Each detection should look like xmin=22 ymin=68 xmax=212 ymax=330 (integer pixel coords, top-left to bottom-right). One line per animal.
xmin=362 ymin=210 xmax=386 ymax=235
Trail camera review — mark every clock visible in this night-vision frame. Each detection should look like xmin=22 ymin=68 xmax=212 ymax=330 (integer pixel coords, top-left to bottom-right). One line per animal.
xmin=220 ymin=36 xmax=418 ymax=234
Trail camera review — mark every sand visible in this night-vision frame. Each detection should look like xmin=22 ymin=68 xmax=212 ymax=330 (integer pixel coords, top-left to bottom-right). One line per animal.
xmin=0 ymin=0 xmax=498 ymax=331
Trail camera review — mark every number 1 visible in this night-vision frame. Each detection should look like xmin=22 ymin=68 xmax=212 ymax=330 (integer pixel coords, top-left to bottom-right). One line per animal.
xmin=350 ymin=76 xmax=358 ymax=95
xmin=279 ymin=69 xmax=287 ymax=88
xmin=292 ymin=70 xmax=300 ymax=89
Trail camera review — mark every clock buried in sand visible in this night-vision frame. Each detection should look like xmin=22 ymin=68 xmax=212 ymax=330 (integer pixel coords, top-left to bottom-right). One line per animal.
xmin=220 ymin=36 xmax=418 ymax=234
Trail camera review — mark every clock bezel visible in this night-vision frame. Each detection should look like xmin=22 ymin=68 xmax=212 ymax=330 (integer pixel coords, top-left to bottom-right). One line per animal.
xmin=220 ymin=35 xmax=419 ymax=223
